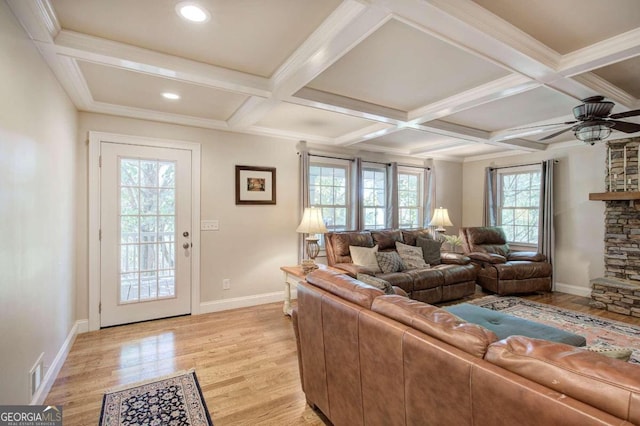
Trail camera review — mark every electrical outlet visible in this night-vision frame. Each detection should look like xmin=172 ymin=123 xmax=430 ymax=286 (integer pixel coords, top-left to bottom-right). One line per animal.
xmin=223 ymin=279 xmax=230 ymax=290
xmin=201 ymin=220 xmax=219 ymax=231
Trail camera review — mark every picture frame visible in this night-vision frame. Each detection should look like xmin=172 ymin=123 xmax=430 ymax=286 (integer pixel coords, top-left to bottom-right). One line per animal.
xmin=235 ymin=165 xmax=276 ymax=205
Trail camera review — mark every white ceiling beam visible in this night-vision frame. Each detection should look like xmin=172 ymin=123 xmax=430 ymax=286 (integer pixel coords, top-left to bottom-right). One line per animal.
xmin=291 ymin=87 xmax=407 ymax=123
xmin=407 ymin=74 xmax=540 ymax=123
xmin=410 ymin=121 xmax=490 ymax=143
xmin=334 ymin=123 xmax=403 ymax=146
xmin=54 ymin=30 xmax=272 ymax=98
xmin=228 ymin=1 xmax=392 ymax=129
xmin=246 ymin=126 xmax=334 ymax=144
xmin=559 ymin=28 xmax=640 ymax=78
xmin=409 ymin=140 xmax=472 ymax=155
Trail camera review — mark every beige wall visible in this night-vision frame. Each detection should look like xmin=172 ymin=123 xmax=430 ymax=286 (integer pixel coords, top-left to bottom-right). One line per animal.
xmin=76 ymin=113 xmax=301 ymax=318
xmin=462 ymin=142 xmax=608 ymax=294
xmin=0 ymin=3 xmax=78 ymax=404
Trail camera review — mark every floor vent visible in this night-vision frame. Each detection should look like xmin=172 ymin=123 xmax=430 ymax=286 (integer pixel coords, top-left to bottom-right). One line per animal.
xmin=29 ymin=353 xmax=44 ymax=398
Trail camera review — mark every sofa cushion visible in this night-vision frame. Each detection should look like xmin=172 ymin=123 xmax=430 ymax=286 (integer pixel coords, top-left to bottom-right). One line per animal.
xmin=376 ymin=251 xmax=405 ymax=273
xmin=372 ymin=295 xmax=499 ymax=358
xmin=416 ymin=237 xmax=442 ymax=265
xmin=357 ymin=273 xmax=395 ymax=295
xmin=371 ymin=229 xmax=404 ymax=251
xmin=332 ymin=231 xmax=374 ymax=257
xmin=396 ymin=242 xmax=428 ymax=269
xmin=486 ymin=336 xmax=640 ymax=425
xmin=508 ymin=251 xmax=547 ymax=262
xmin=401 ymin=229 xmax=433 ymax=246
xmin=350 ymin=245 xmax=381 ymax=273
xmin=306 ymin=269 xmax=384 ymax=309
xmin=444 ymin=303 xmax=586 ymax=346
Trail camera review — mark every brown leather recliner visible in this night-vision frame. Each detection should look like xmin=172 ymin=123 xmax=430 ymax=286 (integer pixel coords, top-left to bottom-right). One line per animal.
xmin=459 ymin=226 xmax=552 ymax=295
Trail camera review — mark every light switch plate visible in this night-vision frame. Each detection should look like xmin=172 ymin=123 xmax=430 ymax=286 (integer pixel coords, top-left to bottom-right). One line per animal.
xmin=201 ymin=220 xmax=219 ymax=231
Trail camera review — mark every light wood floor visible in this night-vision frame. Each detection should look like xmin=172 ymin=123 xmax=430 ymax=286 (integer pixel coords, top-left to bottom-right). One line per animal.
xmin=45 ymin=290 xmax=640 ymax=425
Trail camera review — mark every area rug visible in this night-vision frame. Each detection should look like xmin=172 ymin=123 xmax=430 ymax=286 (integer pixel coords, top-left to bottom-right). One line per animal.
xmin=99 ymin=369 xmax=213 ymax=426
xmin=470 ymin=296 xmax=640 ymax=364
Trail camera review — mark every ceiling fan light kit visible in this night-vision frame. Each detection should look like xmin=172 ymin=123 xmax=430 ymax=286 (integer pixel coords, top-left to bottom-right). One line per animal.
xmin=574 ymin=122 xmax=613 ymax=145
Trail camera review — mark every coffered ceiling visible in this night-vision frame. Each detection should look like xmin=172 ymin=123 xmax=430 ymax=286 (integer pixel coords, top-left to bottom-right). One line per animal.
xmin=7 ymin=0 xmax=640 ymax=161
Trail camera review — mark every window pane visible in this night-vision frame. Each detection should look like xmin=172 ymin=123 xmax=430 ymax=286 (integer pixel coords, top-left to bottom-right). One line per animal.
xmin=498 ymin=169 xmax=541 ymax=245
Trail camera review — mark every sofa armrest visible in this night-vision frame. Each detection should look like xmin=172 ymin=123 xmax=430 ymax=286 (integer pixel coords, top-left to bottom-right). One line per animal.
xmin=440 ymin=252 xmax=471 ymax=265
xmin=467 ymin=252 xmax=507 ymax=264
xmin=332 ymin=262 xmax=377 ymax=277
xmin=508 ymin=251 xmax=547 ymax=262
xmin=392 ymin=286 xmax=408 ymax=297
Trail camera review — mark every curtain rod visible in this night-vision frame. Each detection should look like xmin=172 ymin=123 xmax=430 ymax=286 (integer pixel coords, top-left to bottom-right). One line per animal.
xmin=490 ymin=160 xmax=558 ymax=171
xmin=302 ymin=152 xmax=430 ymax=170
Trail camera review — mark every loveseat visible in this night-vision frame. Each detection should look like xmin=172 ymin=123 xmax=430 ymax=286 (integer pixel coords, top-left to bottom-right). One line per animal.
xmin=293 ymin=269 xmax=640 ymax=425
xmin=459 ymin=226 xmax=552 ymax=295
xmin=325 ymin=229 xmax=476 ymax=304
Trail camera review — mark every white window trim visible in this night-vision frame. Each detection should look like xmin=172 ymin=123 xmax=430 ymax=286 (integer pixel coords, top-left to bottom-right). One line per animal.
xmin=496 ymin=164 xmax=541 ymax=247
xmin=398 ymin=167 xmax=424 ymax=229
xmin=362 ymin=164 xmax=387 ymax=230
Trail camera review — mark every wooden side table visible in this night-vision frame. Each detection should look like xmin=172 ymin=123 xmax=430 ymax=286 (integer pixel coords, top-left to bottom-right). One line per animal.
xmin=280 ymin=264 xmax=333 ymax=316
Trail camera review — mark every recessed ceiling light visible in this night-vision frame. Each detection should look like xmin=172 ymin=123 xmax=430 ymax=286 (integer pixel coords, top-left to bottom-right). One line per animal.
xmin=176 ymin=2 xmax=210 ymax=23
xmin=162 ymin=92 xmax=180 ymax=100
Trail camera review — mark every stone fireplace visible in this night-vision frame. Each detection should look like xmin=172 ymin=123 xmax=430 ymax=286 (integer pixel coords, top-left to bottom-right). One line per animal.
xmin=590 ymin=137 xmax=640 ymax=317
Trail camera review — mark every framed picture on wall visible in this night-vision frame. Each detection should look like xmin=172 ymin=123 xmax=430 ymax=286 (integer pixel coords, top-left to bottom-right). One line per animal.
xmin=235 ymin=165 xmax=276 ymax=205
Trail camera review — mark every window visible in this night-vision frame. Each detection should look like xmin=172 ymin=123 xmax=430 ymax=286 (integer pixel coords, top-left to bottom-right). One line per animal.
xmin=398 ymin=170 xmax=422 ymax=228
xmin=309 ymin=163 xmax=349 ymax=233
xmin=497 ymin=167 xmax=541 ymax=245
xmin=362 ymin=167 xmax=386 ymax=229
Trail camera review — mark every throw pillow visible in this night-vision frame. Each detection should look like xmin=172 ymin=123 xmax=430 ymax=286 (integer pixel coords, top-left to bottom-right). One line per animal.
xmin=395 ymin=241 xmax=428 ymax=270
xmin=416 ymin=236 xmax=442 ymax=265
xmin=350 ymin=245 xmax=381 ymax=273
xmin=376 ymin=251 xmax=405 ymax=273
xmin=585 ymin=345 xmax=633 ymax=362
xmin=356 ymin=273 xmax=395 ymax=295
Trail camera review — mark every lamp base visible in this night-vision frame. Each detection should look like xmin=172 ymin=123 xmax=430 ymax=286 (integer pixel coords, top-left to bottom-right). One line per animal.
xmin=300 ymin=258 xmax=318 ymax=274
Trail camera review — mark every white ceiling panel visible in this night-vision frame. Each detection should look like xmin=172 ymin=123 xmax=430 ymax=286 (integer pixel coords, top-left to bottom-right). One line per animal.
xmin=436 ymin=87 xmax=579 ymax=132
xmin=79 ymin=61 xmax=248 ymax=120
xmin=52 ymin=0 xmax=342 ymax=77
xmin=472 ymin=0 xmax=640 ymax=54
xmin=256 ymin=102 xmax=377 ymax=138
xmin=9 ymin=0 xmax=640 ymax=160
xmin=306 ymin=19 xmax=510 ymax=111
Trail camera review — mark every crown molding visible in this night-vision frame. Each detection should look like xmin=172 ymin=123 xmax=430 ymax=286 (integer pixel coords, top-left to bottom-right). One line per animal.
xmin=6 ymin=0 xmax=59 ymax=43
xmin=571 ymin=73 xmax=637 ymax=108
xmin=334 ymin=123 xmax=400 ymax=146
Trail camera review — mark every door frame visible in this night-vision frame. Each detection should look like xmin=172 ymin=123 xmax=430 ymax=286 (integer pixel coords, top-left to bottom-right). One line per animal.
xmin=88 ymin=131 xmax=201 ymax=331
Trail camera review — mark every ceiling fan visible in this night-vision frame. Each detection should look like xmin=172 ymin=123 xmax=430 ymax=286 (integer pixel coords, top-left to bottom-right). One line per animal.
xmin=515 ymin=96 xmax=640 ymax=145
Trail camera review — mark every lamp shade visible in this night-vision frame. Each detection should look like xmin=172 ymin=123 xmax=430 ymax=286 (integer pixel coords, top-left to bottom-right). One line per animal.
xmin=429 ymin=207 xmax=453 ymax=231
xmin=296 ymin=207 xmax=328 ymax=234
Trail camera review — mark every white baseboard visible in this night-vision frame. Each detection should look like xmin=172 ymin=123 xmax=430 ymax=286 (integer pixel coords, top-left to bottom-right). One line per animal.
xmin=555 ymin=282 xmax=591 ymax=297
xmin=199 ymin=291 xmax=284 ymax=314
xmin=31 ymin=319 xmax=86 ymax=405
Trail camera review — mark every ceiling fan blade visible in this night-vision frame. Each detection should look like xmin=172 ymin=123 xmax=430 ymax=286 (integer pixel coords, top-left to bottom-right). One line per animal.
xmin=538 ymin=126 xmax=573 ymax=141
xmin=609 ymin=109 xmax=640 ymax=119
xmin=610 ymin=120 xmax=640 ymax=133
xmin=509 ymin=121 xmax=577 ymax=131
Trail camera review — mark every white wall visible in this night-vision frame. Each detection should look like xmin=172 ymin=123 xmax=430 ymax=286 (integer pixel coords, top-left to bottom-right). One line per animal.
xmin=76 ymin=113 xmax=301 ymax=318
xmin=0 ymin=3 xmax=78 ymax=404
xmin=462 ymin=143 xmax=608 ymax=295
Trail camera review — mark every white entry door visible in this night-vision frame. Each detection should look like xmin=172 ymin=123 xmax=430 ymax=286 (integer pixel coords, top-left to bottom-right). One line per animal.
xmin=100 ymin=142 xmax=192 ymax=327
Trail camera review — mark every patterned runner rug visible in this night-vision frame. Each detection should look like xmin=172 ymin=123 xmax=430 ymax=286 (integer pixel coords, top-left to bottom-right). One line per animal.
xmin=99 ymin=369 xmax=213 ymax=426
xmin=470 ymin=296 xmax=640 ymax=364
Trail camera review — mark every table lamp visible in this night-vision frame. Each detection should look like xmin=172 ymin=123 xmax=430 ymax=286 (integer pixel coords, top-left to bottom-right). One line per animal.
xmin=429 ymin=207 xmax=453 ymax=235
xmin=296 ymin=207 xmax=328 ymax=272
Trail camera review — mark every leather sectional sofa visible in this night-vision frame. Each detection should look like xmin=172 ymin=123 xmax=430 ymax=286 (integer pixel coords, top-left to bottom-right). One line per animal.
xmin=325 ymin=229 xmax=476 ymax=304
xmin=293 ymin=269 xmax=640 ymax=426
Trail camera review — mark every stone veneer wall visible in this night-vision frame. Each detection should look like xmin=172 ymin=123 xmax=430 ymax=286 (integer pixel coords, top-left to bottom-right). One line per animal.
xmin=604 ymin=137 xmax=640 ymax=281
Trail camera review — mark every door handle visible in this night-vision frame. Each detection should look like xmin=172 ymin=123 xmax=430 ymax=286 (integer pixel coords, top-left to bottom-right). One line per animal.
xmin=183 ymin=242 xmax=192 ymax=249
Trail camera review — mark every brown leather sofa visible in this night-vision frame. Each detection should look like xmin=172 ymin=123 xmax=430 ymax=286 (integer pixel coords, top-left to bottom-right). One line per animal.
xmin=325 ymin=229 xmax=476 ymax=304
xmin=459 ymin=226 xmax=552 ymax=295
xmin=293 ymin=269 xmax=640 ymax=426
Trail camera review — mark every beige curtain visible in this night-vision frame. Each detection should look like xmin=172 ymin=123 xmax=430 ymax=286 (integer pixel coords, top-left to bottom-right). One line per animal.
xmin=297 ymin=145 xmax=310 ymax=263
xmin=483 ymin=167 xmax=498 ymax=226
xmin=539 ymin=159 xmax=555 ymax=289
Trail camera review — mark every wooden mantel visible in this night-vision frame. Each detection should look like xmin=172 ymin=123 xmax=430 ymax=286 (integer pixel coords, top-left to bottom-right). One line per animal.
xmin=589 ymin=191 xmax=640 ymax=201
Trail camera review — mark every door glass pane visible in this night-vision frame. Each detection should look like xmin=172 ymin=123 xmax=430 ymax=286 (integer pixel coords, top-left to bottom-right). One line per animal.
xmin=119 ymin=158 xmax=176 ymax=304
